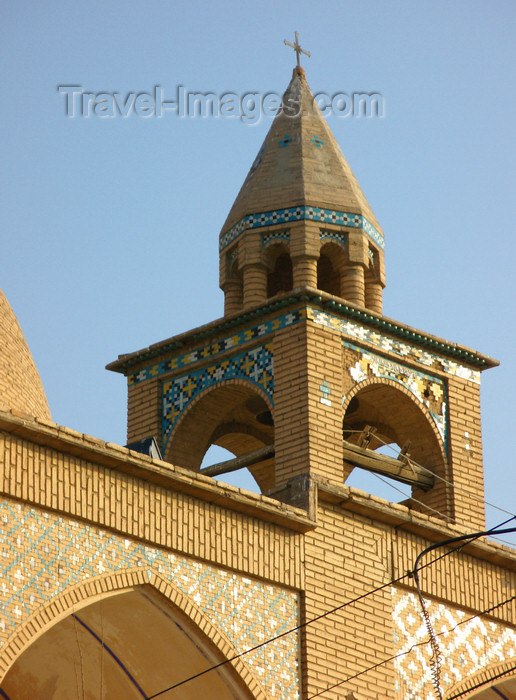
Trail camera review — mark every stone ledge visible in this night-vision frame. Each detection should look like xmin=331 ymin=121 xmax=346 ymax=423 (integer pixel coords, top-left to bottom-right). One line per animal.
xmin=316 ymin=477 xmax=516 ymax=571
xmin=0 ymin=409 xmax=315 ymax=534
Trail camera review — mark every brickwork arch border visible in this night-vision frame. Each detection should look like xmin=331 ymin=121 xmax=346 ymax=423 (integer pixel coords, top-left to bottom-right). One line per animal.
xmin=165 ymin=377 xmax=274 ymax=465
xmin=174 ymin=377 xmax=274 ymax=432
xmin=444 ymin=658 xmax=516 ymax=698
xmin=0 ymin=568 xmax=269 ymax=699
xmin=343 ymin=376 xmax=447 ymax=463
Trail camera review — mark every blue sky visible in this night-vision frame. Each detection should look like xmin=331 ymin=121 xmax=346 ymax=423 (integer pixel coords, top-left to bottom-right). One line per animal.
xmin=2 ymin=1 xmax=515 ymax=543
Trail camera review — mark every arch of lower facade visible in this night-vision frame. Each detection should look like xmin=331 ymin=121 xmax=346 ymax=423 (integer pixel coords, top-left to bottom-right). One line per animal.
xmin=342 ymin=378 xmax=453 ymax=520
xmin=444 ymin=659 xmax=516 ymax=698
xmin=0 ymin=570 xmax=266 ymax=700
xmin=164 ymin=379 xmax=275 ymax=492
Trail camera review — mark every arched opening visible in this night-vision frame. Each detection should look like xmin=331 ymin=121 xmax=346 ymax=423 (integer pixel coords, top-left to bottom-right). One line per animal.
xmin=265 ymin=243 xmax=293 ymax=298
xmin=201 ymin=445 xmax=261 ymax=493
xmin=343 ymin=381 xmax=450 ymax=519
xmin=165 ymin=382 xmax=275 ymax=493
xmin=0 ymin=586 xmax=255 ymax=700
xmin=445 ymin=661 xmax=516 ymax=698
xmin=317 ymin=242 xmax=346 ymax=297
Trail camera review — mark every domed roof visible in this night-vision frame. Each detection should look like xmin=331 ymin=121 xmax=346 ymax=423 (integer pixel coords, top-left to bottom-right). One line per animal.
xmin=0 ymin=289 xmax=51 ymax=420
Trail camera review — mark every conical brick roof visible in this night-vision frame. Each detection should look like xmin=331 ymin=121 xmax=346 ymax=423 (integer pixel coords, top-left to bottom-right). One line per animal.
xmin=220 ymin=67 xmax=382 ymax=241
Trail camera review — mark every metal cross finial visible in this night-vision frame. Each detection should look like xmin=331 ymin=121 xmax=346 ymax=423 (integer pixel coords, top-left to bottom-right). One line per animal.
xmin=284 ymin=31 xmax=311 ymax=68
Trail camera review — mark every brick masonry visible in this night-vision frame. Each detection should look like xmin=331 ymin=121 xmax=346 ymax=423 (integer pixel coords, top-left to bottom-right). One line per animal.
xmin=1 ymin=410 xmax=515 ymax=698
xmin=2 ymin=63 xmax=514 ymax=699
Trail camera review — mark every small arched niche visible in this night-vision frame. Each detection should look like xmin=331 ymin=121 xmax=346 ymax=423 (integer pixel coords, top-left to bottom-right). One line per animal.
xmin=164 ymin=381 xmax=275 ymax=493
xmin=265 ymin=242 xmax=293 ymax=298
xmin=317 ymin=241 xmax=346 ymax=297
xmin=342 ymin=380 xmax=450 ymax=519
xmin=224 ymin=249 xmax=244 ymax=315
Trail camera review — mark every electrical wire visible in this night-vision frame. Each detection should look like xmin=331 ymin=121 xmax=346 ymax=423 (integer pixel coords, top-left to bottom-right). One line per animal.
xmin=370 ymin=472 xmax=455 ymax=522
xmin=146 ymin=572 xmax=409 ymax=699
xmin=306 ymin=591 xmax=516 ymax=699
xmin=371 ymin=432 xmax=516 ymax=520
xmin=147 ymin=516 xmax=515 ymax=699
xmin=368 ymin=471 xmax=516 ymax=549
xmin=364 ymin=434 xmax=516 ymax=549
xmin=72 ymin=606 xmax=86 ymax=700
xmin=410 ymin=517 xmax=516 ymax=700
xmin=344 ymin=428 xmax=516 ymax=539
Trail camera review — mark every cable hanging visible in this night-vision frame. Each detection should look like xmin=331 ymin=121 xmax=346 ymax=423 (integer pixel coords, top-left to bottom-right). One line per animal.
xmin=370 ymin=431 xmax=516 ymax=521
xmin=306 ymin=591 xmax=516 ymax=699
xmin=409 ymin=516 xmax=516 ymax=700
xmin=147 ymin=515 xmax=516 ymax=699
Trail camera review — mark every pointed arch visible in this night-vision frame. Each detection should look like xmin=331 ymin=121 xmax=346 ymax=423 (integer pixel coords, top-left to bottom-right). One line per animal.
xmin=444 ymin=659 xmax=516 ymax=698
xmin=0 ymin=570 xmax=267 ymax=699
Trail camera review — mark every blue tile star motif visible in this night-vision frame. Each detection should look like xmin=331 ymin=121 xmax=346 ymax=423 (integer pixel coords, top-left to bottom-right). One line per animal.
xmin=279 ymin=134 xmax=293 ymax=147
xmin=310 ymin=135 xmax=324 ymax=147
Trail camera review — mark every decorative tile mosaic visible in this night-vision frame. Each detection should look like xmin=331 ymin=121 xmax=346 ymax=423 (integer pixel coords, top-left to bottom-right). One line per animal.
xmin=319 ymin=380 xmax=331 ymax=407
xmin=263 ymin=231 xmax=291 ymax=246
xmin=310 ymin=135 xmax=324 ymax=147
xmin=311 ymin=308 xmax=481 ymax=384
xmin=162 ymin=343 xmax=274 ymax=450
xmin=279 ymin=134 xmax=292 ymax=147
xmin=392 ymin=587 xmax=516 ymax=699
xmin=220 ymin=206 xmax=384 ymax=252
xmin=344 ymin=340 xmax=448 ymax=448
xmin=128 ymin=309 xmax=305 ymax=386
xmin=320 ymin=230 xmax=347 ymax=245
xmin=0 ymin=499 xmax=300 ymax=699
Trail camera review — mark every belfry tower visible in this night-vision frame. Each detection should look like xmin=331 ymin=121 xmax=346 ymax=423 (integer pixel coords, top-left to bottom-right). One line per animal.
xmin=3 ymin=48 xmax=516 ymax=700
xmin=108 ymin=63 xmax=497 ymax=532
xmin=219 ymin=65 xmax=384 ymax=317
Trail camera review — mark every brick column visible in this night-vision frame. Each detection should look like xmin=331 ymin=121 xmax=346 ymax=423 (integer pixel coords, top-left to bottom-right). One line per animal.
xmin=292 ymin=254 xmax=318 ymax=288
xmin=273 ymin=316 xmax=344 ymax=488
xmin=222 ymin=280 xmax=243 ymax=316
xmin=127 ymin=378 xmax=162 ymax=449
xmin=365 ymin=280 xmax=383 ymax=314
xmin=340 ymin=265 xmax=365 ymax=306
xmin=446 ymin=377 xmax=486 ymax=529
xmin=242 ymin=263 xmax=267 ymax=308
